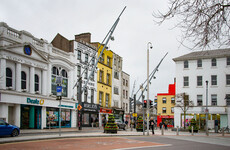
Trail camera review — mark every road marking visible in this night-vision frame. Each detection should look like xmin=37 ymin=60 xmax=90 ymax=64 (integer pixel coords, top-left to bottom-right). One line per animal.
xmin=113 ymin=144 xmax=172 ymax=150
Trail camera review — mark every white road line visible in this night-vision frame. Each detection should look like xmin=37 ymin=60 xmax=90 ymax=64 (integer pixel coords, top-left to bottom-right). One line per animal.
xmin=113 ymin=144 xmax=172 ymax=150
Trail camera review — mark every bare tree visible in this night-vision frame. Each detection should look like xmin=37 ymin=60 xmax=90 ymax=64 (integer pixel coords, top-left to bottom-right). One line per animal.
xmin=153 ymin=0 xmax=230 ymax=50
xmin=176 ymin=93 xmax=194 ymax=129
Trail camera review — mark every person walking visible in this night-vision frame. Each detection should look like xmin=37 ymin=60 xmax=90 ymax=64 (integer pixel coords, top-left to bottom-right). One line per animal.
xmin=102 ymin=117 xmax=107 ymax=133
xmin=149 ymin=117 xmax=155 ymax=134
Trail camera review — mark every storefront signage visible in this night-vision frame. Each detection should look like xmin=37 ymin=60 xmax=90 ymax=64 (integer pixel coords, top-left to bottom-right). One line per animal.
xmin=27 ymin=98 xmax=44 ymax=105
xmin=100 ymin=108 xmax=112 ymax=114
xmin=82 ymin=102 xmax=99 ymax=112
xmin=58 ymin=105 xmax=73 ymax=108
xmin=158 ymin=115 xmax=174 ymax=119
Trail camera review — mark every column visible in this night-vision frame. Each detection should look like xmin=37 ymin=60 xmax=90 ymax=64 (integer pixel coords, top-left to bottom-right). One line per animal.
xmin=0 ymin=104 xmax=8 ymax=121
xmin=29 ymin=106 xmax=35 ymax=129
xmin=68 ymin=70 xmax=73 ymax=99
xmin=42 ymin=70 xmax=47 ymax=95
xmin=16 ymin=63 xmax=21 ymax=91
xmin=41 ymin=106 xmax=46 ymax=129
xmin=29 ymin=66 xmax=35 ymax=93
xmin=14 ymin=104 xmax=21 ymax=127
xmin=0 ymin=58 xmax=6 ymax=89
xmin=47 ymin=64 xmax=52 ymax=95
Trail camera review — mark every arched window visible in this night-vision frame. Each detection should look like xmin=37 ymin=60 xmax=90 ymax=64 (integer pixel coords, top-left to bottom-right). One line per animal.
xmin=51 ymin=67 xmax=68 ymax=97
xmin=35 ymin=74 xmax=39 ymax=92
xmin=6 ymin=68 xmax=12 ymax=87
xmin=211 ymin=58 xmax=217 ymax=66
xmin=21 ymin=71 xmax=26 ymax=89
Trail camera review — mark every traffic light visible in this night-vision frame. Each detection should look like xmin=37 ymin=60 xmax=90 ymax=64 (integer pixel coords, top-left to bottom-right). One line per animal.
xmin=143 ymin=100 xmax=147 ymax=108
xmin=150 ymin=100 xmax=153 ymax=108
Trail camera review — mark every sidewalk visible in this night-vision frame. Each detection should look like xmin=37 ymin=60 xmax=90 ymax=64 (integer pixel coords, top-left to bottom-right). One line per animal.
xmin=0 ymin=128 xmax=229 ymax=144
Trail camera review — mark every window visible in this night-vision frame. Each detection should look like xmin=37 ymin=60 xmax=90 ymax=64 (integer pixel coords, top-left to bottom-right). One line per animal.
xmin=211 ymin=94 xmax=217 ymax=106
xmin=85 ymin=53 xmax=88 ymax=63
xmin=84 ymin=69 xmax=88 ymax=79
xmin=114 ymin=71 xmax=119 ymax=79
xmin=77 ymin=65 xmax=81 ymax=77
xmin=107 ymin=57 xmax=111 ymax=67
xmin=211 ymin=75 xmax=217 ymax=85
xmin=171 ymin=107 xmax=174 ymax=113
xmin=90 ymin=71 xmax=94 ymax=81
xmin=226 ymin=74 xmax=230 ymax=85
xmin=99 ymin=70 xmax=103 ymax=82
xmin=197 ymin=76 xmax=203 ymax=86
xmin=84 ymin=89 xmax=88 ymax=102
xmin=21 ymin=71 xmax=26 ymax=89
xmin=197 ymin=95 xmax=203 ymax=106
xmin=106 ymin=73 xmax=110 ymax=85
xmin=183 ymin=76 xmax=189 ymax=86
xmin=35 ymin=74 xmax=39 ymax=91
xmin=211 ymin=58 xmax=217 ymax=66
xmin=123 ymin=79 xmax=125 ymax=85
xmin=184 ymin=60 xmax=189 ymax=68
xmin=197 ymin=59 xmax=202 ymax=67
xmin=99 ymin=92 xmax=103 ymax=106
xmin=6 ymin=68 xmax=12 ymax=87
xmin=106 ymin=94 xmax=109 ymax=107
xmin=227 ymin=57 xmax=230 ymax=65
xmin=171 ymin=97 xmax=175 ymax=104
xmin=123 ymin=90 xmax=125 ymax=98
xmin=226 ymin=94 xmax=230 ymax=106
xmin=162 ymin=107 xmax=166 ymax=113
xmin=91 ymin=57 xmax=95 ymax=66
xmin=114 ymin=101 xmax=118 ymax=107
xmin=51 ymin=67 xmax=68 ymax=97
xmin=126 ymin=91 xmax=128 ymax=99
xmin=126 ymin=80 xmax=128 ymax=86
xmin=114 ymin=58 xmax=116 ymax=66
xmin=99 ymin=53 xmax=104 ymax=63
xmin=114 ymin=87 xmax=119 ymax=95
xmin=77 ymin=50 xmax=81 ymax=60
xmin=162 ymin=97 xmax=166 ymax=104
xmin=91 ymin=89 xmax=94 ymax=103
xmin=126 ymin=103 xmax=128 ymax=112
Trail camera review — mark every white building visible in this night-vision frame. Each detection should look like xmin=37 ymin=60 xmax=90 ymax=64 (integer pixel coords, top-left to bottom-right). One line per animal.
xmin=121 ymin=71 xmax=130 ymax=122
xmin=173 ymin=49 xmax=230 ymax=129
xmin=0 ymin=22 xmax=77 ymax=129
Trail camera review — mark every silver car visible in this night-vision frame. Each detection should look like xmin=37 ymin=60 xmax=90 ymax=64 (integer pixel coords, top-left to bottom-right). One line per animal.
xmin=115 ymin=120 xmax=126 ymax=130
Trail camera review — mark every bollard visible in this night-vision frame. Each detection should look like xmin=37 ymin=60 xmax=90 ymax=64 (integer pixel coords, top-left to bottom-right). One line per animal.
xmin=222 ymin=127 xmax=225 ymax=136
xmin=192 ymin=126 xmax=194 ymax=136
xmin=176 ymin=126 xmax=179 ymax=135
xmin=161 ymin=127 xmax=164 ymax=135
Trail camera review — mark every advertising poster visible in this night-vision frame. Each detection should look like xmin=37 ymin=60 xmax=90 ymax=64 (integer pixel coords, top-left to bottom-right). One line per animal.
xmin=62 ymin=112 xmax=65 ymax=121
xmin=66 ymin=112 xmax=70 ymax=121
xmin=53 ymin=111 xmax=58 ymax=121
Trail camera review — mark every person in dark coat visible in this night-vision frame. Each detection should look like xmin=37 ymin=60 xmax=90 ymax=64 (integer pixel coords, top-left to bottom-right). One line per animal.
xmin=149 ymin=117 xmax=155 ymax=134
xmin=159 ymin=122 xmax=163 ymax=129
xmin=102 ymin=117 xmax=107 ymax=133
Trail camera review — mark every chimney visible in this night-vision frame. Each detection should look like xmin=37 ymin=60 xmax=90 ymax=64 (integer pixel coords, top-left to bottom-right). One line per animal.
xmin=75 ymin=33 xmax=91 ymax=43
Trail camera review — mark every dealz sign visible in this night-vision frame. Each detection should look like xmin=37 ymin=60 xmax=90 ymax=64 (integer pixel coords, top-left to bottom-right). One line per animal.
xmin=27 ymin=98 xmax=44 ymax=105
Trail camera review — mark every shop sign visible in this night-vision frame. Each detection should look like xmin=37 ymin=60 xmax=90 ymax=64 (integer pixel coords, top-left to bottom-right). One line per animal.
xmin=82 ymin=102 xmax=99 ymax=112
xmin=158 ymin=115 xmax=174 ymax=119
xmin=58 ymin=105 xmax=73 ymax=108
xmin=27 ymin=98 xmax=44 ymax=105
xmin=100 ymin=108 xmax=112 ymax=114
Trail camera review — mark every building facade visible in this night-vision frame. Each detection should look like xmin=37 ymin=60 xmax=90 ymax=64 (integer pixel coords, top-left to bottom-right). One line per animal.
xmin=173 ymin=49 xmax=230 ymax=130
xmin=121 ymin=71 xmax=130 ymax=123
xmin=157 ymin=83 xmax=175 ymax=128
xmin=0 ymin=22 xmax=76 ymax=129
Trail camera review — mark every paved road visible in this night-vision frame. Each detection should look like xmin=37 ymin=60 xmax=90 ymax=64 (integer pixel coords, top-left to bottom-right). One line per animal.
xmin=0 ymin=135 xmax=229 ymax=150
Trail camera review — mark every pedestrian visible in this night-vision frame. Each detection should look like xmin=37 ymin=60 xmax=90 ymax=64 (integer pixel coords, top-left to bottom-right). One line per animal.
xmin=159 ymin=122 xmax=163 ymax=130
xmin=215 ymin=119 xmax=219 ymax=133
xmin=149 ymin=117 xmax=155 ymax=134
xmin=102 ymin=117 xmax=107 ymax=133
xmin=125 ymin=120 xmax=128 ymax=128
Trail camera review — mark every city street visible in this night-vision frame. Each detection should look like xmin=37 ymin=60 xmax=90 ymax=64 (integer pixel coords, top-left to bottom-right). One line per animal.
xmin=0 ymin=135 xmax=230 ymax=150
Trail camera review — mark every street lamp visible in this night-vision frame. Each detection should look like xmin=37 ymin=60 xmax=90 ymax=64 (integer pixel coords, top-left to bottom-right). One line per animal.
xmin=205 ymin=80 xmax=209 ymax=136
xmin=147 ymin=42 xmax=153 ymax=136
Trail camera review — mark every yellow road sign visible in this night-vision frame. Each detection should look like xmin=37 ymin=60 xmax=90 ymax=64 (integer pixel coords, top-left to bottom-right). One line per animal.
xmin=132 ymin=113 xmax=137 ymax=117
xmin=77 ymin=104 xmax=82 ymax=111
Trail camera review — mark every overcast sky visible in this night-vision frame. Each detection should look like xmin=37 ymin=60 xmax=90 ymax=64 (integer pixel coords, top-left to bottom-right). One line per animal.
xmin=1 ymin=0 xmax=193 ymax=101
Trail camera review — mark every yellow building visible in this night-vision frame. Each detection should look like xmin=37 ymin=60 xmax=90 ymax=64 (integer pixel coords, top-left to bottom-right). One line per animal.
xmin=93 ymin=43 xmax=113 ymax=108
xmin=156 ymin=83 xmax=175 ymax=128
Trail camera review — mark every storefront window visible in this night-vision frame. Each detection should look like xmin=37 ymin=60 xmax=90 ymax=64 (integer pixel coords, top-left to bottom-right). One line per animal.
xmin=83 ymin=113 xmax=89 ymax=125
xmin=46 ymin=108 xmax=71 ymax=128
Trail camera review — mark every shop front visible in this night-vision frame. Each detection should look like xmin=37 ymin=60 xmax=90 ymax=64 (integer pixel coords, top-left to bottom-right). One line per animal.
xmin=113 ymin=108 xmax=124 ymax=121
xmin=157 ymin=115 xmax=174 ymax=128
xmin=81 ymin=102 xmax=100 ymax=127
xmin=99 ymin=107 xmax=112 ymax=127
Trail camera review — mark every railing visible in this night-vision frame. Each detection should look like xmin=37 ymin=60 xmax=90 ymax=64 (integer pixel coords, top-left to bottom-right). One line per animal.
xmin=7 ymin=29 xmax=20 ymax=39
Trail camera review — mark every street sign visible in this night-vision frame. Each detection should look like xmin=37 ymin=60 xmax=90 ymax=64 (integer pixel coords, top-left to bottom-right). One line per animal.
xmin=57 ymin=86 xmax=62 ymax=96
xmin=77 ymin=104 xmax=82 ymax=111
xmin=132 ymin=113 xmax=137 ymax=117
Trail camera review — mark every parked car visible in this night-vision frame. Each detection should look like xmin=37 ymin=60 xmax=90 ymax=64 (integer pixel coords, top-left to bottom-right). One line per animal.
xmin=0 ymin=119 xmax=20 ymax=137
xmin=115 ymin=120 xmax=126 ymax=130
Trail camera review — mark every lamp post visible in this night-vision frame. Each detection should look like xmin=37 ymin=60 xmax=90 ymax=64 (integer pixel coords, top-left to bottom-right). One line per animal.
xmin=147 ymin=42 xmax=152 ymax=136
xmin=140 ymin=84 xmax=145 ymax=135
xmin=205 ymin=80 xmax=209 ymax=136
